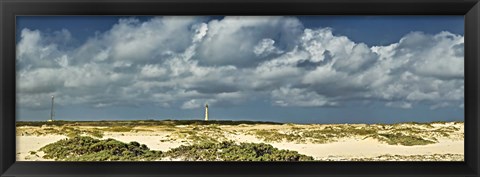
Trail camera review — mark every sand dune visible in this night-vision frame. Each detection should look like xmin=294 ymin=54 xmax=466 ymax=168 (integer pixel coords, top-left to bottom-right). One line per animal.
xmin=16 ymin=121 xmax=464 ymax=161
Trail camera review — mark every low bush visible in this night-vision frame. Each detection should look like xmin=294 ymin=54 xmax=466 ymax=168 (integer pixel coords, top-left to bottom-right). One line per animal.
xmin=40 ymin=136 xmax=314 ymax=161
xmin=89 ymin=129 xmax=104 ymax=138
xmin=165 ymin=141 xmax=314 ymax=161
xmin=40 ymin=136 xmax=162 ymax=161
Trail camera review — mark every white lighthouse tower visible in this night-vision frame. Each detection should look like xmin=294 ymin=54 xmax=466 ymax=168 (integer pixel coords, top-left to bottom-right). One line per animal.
xmin=204 ymin=104 xmax=209 ymax=121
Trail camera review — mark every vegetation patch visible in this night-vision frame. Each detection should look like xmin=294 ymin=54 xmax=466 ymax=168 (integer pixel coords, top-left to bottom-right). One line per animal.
xmin=165 ymin=141 xmax=314 ymax=161
xmin=103 ymin=126 xmax=134 ymax=132
xmin=89 ymin=129 xmax=104 ymax=138
xmin=371 ymin=133 xmax=436 ymax=146
xmin=170 ymin=125 xmax=227 ymax=144
xmin=17 ymin=126 xmax=104 ymax=138
xmin=40 ymin=136 xmax=162 ymax=161
xmin=251 ymin=130 xmax=306 ymax=143
xmin=249 ymin=123 xmax=456 ymax=146
xmin=40 ymin=136 xmax=314 ymax=161
xmin=251 ymin=126 xmax=379 ymax=144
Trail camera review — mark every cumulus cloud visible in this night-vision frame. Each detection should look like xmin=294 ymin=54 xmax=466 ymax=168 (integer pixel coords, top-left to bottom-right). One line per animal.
xmin=16 ymin=16 xmax=464 ymax=111
xmin=196 ymin=16 xmax=303 ymax=67
xmin=16 ymin=28 xmax=70 ymax=70
xmin=253 ymin=38 xmax=284 ymax=57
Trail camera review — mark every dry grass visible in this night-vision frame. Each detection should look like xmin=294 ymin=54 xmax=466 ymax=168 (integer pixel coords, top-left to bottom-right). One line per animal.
xmin=17 ymin=121 xmax=464 ymax=146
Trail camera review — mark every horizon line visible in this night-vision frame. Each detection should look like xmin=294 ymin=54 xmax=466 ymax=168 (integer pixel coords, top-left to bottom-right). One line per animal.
xmin=15 ymin=118 xmax=465 ymax=125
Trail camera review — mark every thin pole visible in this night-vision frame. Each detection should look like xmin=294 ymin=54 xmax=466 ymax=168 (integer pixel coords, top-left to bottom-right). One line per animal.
xmin=50 ymin=96 xmax=54 ymax=121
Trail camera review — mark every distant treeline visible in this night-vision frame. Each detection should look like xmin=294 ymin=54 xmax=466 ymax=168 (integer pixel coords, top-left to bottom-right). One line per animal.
xmin=16 ymin=119 xmax=284 ymax=127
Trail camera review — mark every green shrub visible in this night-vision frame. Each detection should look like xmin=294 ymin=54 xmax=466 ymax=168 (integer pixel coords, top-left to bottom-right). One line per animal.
xmin=40 ymin=136 xmax=162 ymax=161
xmin=40 ymin=137 xmax=314 ymax=161
xmin=165 ymin=141 xmax=314 ymax=161
xmin=89 ymin=129 xmax=104 ymax=138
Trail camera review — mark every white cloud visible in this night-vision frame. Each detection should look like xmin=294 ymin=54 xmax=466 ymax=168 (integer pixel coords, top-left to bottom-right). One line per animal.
xmin=16 ymin=28 xmax=67 ymax=70
xmin=17 ymin=29 xmax=42 ymax=60
xmin=107 ymin=17 xmax=202 ymax=62
xmin=192 ymin=23 xmax=208 ymax=43
xmin=253 ymin=38 xmax=284 ymax=57
xmin=196 ymin=16 xmax=303 ymax=66
xmin=16 ymin=17 xmax=464 ymax=111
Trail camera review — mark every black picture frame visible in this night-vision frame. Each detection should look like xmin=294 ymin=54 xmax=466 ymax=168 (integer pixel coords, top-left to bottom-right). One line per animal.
xmin=1 ymin=0 xmax=479 ymax=176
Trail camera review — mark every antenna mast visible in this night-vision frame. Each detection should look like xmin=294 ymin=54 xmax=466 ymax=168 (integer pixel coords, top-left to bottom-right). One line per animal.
xmin=49 ymin=96 xmax=55 ymax=122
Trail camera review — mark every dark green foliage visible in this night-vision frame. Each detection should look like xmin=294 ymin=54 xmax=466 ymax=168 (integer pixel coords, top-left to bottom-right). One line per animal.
xmin=165 ymin=141 xmax=314 ymax=161
xmin=40 ymin=136 xmax=162 ymax=161
xmin=40 ymin=136 xmax=313 ymax=161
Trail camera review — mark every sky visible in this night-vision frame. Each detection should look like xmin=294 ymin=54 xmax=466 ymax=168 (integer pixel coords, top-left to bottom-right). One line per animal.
xmin=15 ymin=16 xmax=464 ymax=124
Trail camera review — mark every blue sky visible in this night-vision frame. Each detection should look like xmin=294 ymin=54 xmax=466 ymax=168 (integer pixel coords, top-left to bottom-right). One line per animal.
xmin=16 ymin=16 xmax=464 ymax=123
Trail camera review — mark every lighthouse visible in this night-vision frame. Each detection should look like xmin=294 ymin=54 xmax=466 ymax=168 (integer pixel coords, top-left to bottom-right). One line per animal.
xmin=204 ymin=104 xmax=209 ymax=121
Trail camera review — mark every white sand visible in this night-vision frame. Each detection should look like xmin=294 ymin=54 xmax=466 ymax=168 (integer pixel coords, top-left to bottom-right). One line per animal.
xmin=270 ymin=138 xmax=463 ymax=160
xmin=224 ymin=133 xmax=463 ymax=160
xmin=16 ymin=135 xmax=66 ymax=161
xmin=15 ymin=123 xmax=464 ymax=161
